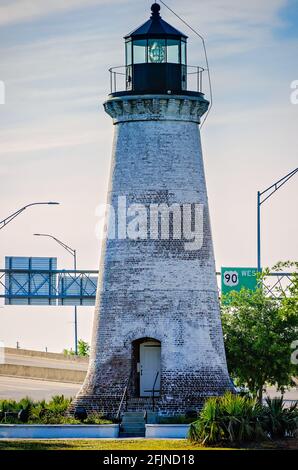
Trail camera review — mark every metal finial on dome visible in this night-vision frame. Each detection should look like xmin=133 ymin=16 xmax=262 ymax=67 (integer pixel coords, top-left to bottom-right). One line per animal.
xmin=151 ymin=3 xmax=161 ymax=18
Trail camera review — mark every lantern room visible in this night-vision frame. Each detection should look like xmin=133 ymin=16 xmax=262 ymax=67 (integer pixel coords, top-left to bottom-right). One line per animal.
xmin=124 ymin=3 xmax=188 ymax=94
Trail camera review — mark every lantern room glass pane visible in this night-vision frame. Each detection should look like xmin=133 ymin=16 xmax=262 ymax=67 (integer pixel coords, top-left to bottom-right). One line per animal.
xmin=133 ymin=40 xmax=147 ymax=64
xmin=148 ymin=39 xmax=166 ymax=63
xmin=181 ymin=40 xmax=186 ymax=65
xmin=167 ymin=39 xmax=179 ymax=64
xmin=126 ymin=41 xmax=132 ymax=66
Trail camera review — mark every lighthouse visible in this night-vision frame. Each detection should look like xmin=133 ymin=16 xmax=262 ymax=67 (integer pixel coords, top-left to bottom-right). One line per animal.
xmin=74 ymin=3 xmax=232 ymax=417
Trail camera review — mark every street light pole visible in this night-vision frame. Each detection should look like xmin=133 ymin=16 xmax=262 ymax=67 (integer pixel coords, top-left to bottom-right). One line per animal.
xmin=73 ymin=250 xmax=78 ymax=357
xmin=0 ymin=202 xmax=59 ymax=230
xmin=34 ymin=233 xmax=78 ymax=355
xmin=257 ymin=190 xmax=261 ymax=273
xmin=257 ymin=168 xmax=298 ymax=272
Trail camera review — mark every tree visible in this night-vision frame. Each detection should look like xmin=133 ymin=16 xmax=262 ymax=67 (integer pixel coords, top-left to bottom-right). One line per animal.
xmin=63 ymin=339 xmax=90 ymax=357
xmin=221 ymin=267 xmax=298 ymax=403
xmin=77 ymin=339 xmax=90 ymax=357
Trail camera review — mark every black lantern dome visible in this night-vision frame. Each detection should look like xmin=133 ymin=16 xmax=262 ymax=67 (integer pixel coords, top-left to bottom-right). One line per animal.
xmin=123 ymin=3 xmax=188 ymax=95
xmin=125 ymin=3 xmax=187 ymax=40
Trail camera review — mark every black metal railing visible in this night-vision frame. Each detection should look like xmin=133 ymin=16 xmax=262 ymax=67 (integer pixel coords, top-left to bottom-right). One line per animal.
xmin=108 ymin=65 xmax=205 ymax=95
xmin=116 ymin=385 xmax=128 ymax=421
xmin=144 ymin=371 xmax=160 ymax=411
xmin=151 ymin=371 xmax=160 ymax=412
xmin=116 ymin=370 xmax=133 ymax=420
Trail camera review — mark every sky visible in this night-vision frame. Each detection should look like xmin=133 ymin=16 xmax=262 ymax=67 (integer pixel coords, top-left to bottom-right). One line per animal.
xmin=0 ymin=0 xmax=297 ymax=353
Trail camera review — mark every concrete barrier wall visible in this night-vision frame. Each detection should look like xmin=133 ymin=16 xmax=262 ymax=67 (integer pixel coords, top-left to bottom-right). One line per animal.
xmin=0 ymin=424 xmax=119 ymax=439
xmin=4 ymin=348 xmax=89 ymax=363
xmin=146 ymin=424 xmax=190 ymax=439
xmin=0 ymin=364 xmax=86 ymax=383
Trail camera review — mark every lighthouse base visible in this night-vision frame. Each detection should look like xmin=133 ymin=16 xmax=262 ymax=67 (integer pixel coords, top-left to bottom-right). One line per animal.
xmin=70 ymin=368 xmax=234 ymax=418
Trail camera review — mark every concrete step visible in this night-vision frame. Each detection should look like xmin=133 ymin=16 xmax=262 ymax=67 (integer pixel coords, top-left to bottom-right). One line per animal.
xmin=120 ymin=411 xmax=146 ymax=437
xmin=121 ymin=425 xmax=145 ymax=433
xmin=123 ymin=411 xmax=144 ymax=419
xmin=119 ymin=432 xmax=146 ymax=438
xmin=121 ymin=417 xmax=146 ymax=421
xmin=121 ymin=421 xmax=145 ymax=427
xmin=122 ymin=418 xmax=145 ymax=424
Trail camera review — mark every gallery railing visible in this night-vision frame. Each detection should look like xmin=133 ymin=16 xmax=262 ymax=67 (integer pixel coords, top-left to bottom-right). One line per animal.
xmin=109 ymin=65 xmax=205 ymax=95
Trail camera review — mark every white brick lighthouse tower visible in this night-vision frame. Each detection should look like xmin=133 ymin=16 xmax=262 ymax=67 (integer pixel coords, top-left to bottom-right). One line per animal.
xmin=74 ymin=3 xmax=232 ymax=417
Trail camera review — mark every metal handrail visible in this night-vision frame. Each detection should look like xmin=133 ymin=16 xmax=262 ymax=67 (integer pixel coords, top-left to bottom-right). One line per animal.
xmin=109 ymin=64 xmax=205 ymax=74
xmin=152 ymin=371 xmax=160 ymax=412
xmin=108 ymin=64 xmax=205 ymax=94
xmin=108 ymin=65 xmax=127 ymax=74
xmin=116 ymin=385 xmax=128 ymax=421
xmin=116 ymin=370 xmax=133 ymax=420
xmin=117 ymin=370 xmax=160 ymax=419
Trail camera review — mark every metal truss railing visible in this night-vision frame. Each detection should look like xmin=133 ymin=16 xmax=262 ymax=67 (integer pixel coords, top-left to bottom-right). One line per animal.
xmin=259 ymin=272 xmax=295 ymax=298
xmin=216 ymin=271 xmax=295 ymax=299
xmin=0 ymin=269 xmax=98 ymax=306
xmin=0 ymin=269 xmax=295 ymax=306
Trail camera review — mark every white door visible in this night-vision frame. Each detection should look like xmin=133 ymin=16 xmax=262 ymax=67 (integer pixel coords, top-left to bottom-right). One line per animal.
xmin=140 ymin=341 xmax=161 ymax=397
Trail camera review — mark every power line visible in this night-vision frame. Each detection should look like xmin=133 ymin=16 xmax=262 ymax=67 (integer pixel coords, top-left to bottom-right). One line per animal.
xmin=158 ymin=0 xmax=213 ymax=128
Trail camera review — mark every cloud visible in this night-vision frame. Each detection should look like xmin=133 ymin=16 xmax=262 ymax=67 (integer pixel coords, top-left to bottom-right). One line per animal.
xmin=0 ymin=113 xmax=105 ymax=155
xmin=161 ymin=0 xmax=288 ymax=59
xmin=169 ymin=0 xmax=286 ymax=27
xmin=0 ymin=0 xmax=125 ymax=26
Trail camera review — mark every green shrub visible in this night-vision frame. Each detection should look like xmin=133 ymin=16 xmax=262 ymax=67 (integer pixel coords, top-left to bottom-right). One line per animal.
xmin=0 ymin=396 xmax=71 ymax=424
xmin=0 ymin=397 xmax=34 ymax=423
xmin=46 ymin=395 xmax=72 ymax=414
xmin=189 ymin=393 xmax=298 ymax=446
xmin=189 ymin=393 xmax=266 ymax=445
xmin=189 ymin=397 xmax=224 ymax=445
xmin=263 ymin=397 xmax=298 ymax=439
xmin=0 ymin=397 xmax=33 ymax=413
xmin=83 ymin=413 xmax=112 ymax=425
xmin=63 ymin=339 xmax=90 ymax=357
xmin=0 ymin=396 xmax=113 ymax=425
xmin=31 ymin=415 xmax=81 ymax=425
xmin=0 ymin=399 xmax=18 ymax=413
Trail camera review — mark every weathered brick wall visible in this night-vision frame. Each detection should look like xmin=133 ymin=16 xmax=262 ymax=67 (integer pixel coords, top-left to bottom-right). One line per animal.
xmin=72 ymin=95 xmax=233 ymax=416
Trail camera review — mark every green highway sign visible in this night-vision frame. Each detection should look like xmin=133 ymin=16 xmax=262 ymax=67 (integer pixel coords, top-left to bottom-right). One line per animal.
xmin=221 ymin=267 xmax=258 ymax=295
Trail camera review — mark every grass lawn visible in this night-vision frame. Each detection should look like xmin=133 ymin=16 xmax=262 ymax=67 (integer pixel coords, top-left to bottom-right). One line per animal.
xmin=0 ymin=438 xmax=296 ymax=451
xmin=0 ymin=439 xmax=234 ymax=451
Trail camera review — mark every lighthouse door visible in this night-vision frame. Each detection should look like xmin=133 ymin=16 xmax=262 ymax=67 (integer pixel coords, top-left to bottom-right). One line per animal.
xmin=139 ymin=341 xmax=161 ymax=397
